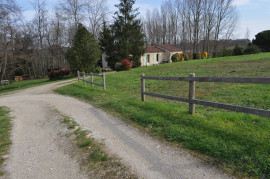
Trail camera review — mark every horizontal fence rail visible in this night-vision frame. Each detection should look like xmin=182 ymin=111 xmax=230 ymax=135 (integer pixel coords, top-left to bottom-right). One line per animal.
xmin=141 ymin=73 xmax=270 ymax=118
xmin=143 ymin=76 xmax=270 ymax=84
xmin=78 ymin=71 xmax=106 ymax=90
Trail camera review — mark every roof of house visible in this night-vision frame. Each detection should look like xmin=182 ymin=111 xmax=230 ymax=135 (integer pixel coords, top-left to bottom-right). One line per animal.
xmin=144 ymin=46 xmax=165 ymax=53
xmin=156 ymin=44 xmax=183 ymax=52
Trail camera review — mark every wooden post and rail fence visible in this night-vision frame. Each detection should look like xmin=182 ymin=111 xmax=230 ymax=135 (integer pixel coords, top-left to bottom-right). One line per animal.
xmin=141 ymin=73 xmax=270 ymax=118
xmin=77 ymin=71 xmax=106 ymax=90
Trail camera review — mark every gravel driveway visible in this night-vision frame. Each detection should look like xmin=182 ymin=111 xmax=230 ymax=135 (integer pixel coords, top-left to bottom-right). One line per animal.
xmin=0 ymin=80 xmax=233 ymax=179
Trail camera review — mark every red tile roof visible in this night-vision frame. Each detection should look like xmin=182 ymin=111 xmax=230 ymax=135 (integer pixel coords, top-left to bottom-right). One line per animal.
xmin=145 ymin=46 xmax=165 ymax=53
xmin=156 ymin=44 xmax=183 ymax=52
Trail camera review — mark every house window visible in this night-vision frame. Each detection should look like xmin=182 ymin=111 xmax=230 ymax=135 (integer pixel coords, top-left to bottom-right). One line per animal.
xmin=147 ymin=54 xmax=150 ymax=63
xmin=156 ymin=54 xmax=159 ymax=63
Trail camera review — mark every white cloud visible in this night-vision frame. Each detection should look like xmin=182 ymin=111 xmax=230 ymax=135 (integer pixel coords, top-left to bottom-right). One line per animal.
xmin=232 ymin=0 xmax=250 ymax=6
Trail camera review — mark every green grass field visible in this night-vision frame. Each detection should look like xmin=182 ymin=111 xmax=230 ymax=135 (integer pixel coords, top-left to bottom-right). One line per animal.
xmin=0 ymin=107 xmax=11 ymax=176
xmin=0 ymin=76 xmax=75 ymax=94
xmin=57 ymin=53 xmax=270 ymax=178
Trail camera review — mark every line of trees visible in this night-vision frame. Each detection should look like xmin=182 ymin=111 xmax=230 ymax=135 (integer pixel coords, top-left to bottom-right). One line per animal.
xmin=143 ymin=0 xmax=239 ymax=56
xmin=1 ymin=0 xmax=251 ymax=80
xmin=0 ymin=0 xmax=108 ymax=80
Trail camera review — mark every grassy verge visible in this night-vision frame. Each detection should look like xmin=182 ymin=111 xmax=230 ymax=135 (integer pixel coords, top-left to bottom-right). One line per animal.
xmin=56 ymin=53 xmax=270 ymax=178
xmin=0 ymin=107 xmax=11 ymax=176
xmin=60 ymin=115 xmax=136 ymax=178
xmin=0 ymin=76 xmax=75 ymax=95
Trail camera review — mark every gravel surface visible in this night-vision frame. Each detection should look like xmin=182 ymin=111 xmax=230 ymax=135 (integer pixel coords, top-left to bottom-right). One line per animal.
xmin=0 ymin=80 xmax=234 ymax=179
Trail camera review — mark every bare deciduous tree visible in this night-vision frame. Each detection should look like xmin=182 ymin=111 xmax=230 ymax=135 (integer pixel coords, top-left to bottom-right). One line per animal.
xmin=0 ymin=0 xmax=21 ymax=80
xmin=85 ymin=0 xmax=108 ymax=39
xmin=143 ymin=0 xmax=239 ymax=55
xmin=31 ymin=0 xmax=48 ymax=76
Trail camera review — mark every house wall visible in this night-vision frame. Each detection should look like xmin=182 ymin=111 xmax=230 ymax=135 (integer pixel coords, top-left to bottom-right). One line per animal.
xmin=141 ymin=52 xmax=166 ymax=66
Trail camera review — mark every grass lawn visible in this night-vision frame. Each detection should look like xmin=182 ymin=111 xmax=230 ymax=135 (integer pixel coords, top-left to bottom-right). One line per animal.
xmin=0 ymin=107 xmax=11 ymax=176
xmin=0 ymin=76 xmax=75 ymax=95
xmin=56 ymin=53 xmax=270 ymax=178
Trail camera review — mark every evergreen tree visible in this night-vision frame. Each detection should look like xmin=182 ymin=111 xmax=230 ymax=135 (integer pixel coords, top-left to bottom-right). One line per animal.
xmin=253 ymin=30 xmax=270 ymax=52
xmin=100 ymin=0 xmax=145 ymax=69
xmin=99 ymin=21 xmax=115 ymax=67
xmin=66 ymin=24 xmax=101 ymax=72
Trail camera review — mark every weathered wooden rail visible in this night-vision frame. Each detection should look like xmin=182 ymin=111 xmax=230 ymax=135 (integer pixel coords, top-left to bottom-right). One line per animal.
xmin=77 ymin=71 xmax=106 ymax=90
xmin=141 ymin=73 xmax=270 ymax=117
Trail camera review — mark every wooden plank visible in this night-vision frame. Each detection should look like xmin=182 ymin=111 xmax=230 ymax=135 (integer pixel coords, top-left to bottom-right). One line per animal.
xmin=192 ymin=99 xmax=270 ymax=117
xmin=142 ymin=92 xmax=270 ymax=117
xmin=84 ymin=73 xmax=102 ymax=77
xmin=92 ymin=82 xmax=103 ymax=86
xmin=91 ymin=73 xmax=94 ymax=87
xmin=189 ymin=73 xmax=195 ymax=114
xmin=141 ymin=74 xmax=145 ymax=101
xmin=83 ymin=72 xmax=86 ymax=85
xmin=102 ymin=73 xmax=106 ymax=90
xmin=143 ymin=76 xmax=270 ymax=84
xmin=82 ymin=80 xmax=103 ymax=86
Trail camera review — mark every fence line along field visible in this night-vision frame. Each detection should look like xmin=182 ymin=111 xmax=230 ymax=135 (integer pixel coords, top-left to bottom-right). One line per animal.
xmin=141 ymin=73 xmax=270 ymax=117
xmin=57 ymin=53 xmax=270 ymax=178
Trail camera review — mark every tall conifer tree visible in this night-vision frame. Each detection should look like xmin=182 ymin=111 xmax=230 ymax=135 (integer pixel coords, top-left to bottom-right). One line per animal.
xmin=100 ymin=0 xmax=145 ymax=68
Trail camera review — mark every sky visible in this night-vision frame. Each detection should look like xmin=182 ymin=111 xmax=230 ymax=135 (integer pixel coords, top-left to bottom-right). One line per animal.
xmin=16 ymin=0 xmax=270 ymax=40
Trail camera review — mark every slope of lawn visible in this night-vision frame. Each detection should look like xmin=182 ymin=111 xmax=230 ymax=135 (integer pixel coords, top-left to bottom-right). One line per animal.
xmin=56 ymin=53 xmax=270 ymax=178
xmin=0 ymin=107 xmax=11 ymax=176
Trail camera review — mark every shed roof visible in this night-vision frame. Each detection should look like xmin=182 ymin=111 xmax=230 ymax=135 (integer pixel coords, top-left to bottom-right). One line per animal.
xmin=144 ymin=46 xmax=165 ymax=53
xmin=156 ymin=44 xmax=183 ymax=52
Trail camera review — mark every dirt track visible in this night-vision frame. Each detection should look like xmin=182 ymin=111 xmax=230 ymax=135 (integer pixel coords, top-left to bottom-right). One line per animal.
xmin=0 ymin=80 xmax=233 ymax=179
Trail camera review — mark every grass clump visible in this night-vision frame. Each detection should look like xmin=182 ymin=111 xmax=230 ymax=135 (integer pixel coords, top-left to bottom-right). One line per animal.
xmin=0 ymin=107 xmax=11 ymax=176
xmin=56 ymin=53 xmax=270 ymax=178
xmin=60 ymin=116 xmax=136 ymax=178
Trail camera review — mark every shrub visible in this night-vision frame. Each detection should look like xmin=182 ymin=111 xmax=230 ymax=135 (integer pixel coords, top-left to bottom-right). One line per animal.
xmin=202 ymin=52 xmax=208 ymax=59
xmin=48 ymin=66 xmax=71 ymax=80
xmin=121 ymin=59 xmax=132 ymax=70
xmin=193 ymin=53 xmax=198 ymax=60
xmin=183 ymin=53 xmax=189 ymax=61
xmin=221 ymin=48 xmax=233 ymax=57
xmin=197 ymin=52 xmax=201 ymax=59
xmin=233 ymin=46 xmax=244 ymax=56
xmin=179 ymin=53 xmax=184 ymax=61
xmin=186 ymin=53 xmax=191 ymax=60
xmin=171 ymin=54 xmax=180 ymax=62
xmin=244 ymin=45 xmax=261 ymax=54
xmin=95 ymin=67 xmax=102 ymax=74
xmin=115 ymin=62 xmax=122 ymax=71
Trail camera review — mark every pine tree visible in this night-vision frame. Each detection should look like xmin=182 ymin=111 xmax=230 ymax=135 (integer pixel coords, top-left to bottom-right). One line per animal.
xmin=66 ymin=24 xmax=101 ymax=72
xmin=99 ymin=21 xmax=115 ymax=67
xmin=101 ymin=0 xmax=145 ymax=69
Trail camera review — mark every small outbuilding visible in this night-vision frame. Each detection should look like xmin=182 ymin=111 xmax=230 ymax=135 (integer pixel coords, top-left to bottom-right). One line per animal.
xmin=141 ymin=44 xmax=183 ymax=66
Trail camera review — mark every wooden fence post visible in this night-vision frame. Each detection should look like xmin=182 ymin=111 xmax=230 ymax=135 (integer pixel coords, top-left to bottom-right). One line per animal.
xmin=91 ymin=73 xmax=94 ymax=87
xmin=83 ymin=72 xmax=86 ymax=85
xmin=141 ymin=74 xmax=145 ymax=101
xmin=103 ymin=73 xmax=106 ymax=90
xmin=189 ymin=73 xmax=196 ymax=114
xmin=77 ymin=71 xmax=80 ymax=82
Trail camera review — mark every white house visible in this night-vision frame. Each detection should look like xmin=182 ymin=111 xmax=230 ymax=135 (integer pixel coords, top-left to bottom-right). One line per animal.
xmin=141 ymin=44 xmax=183 ymax=66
